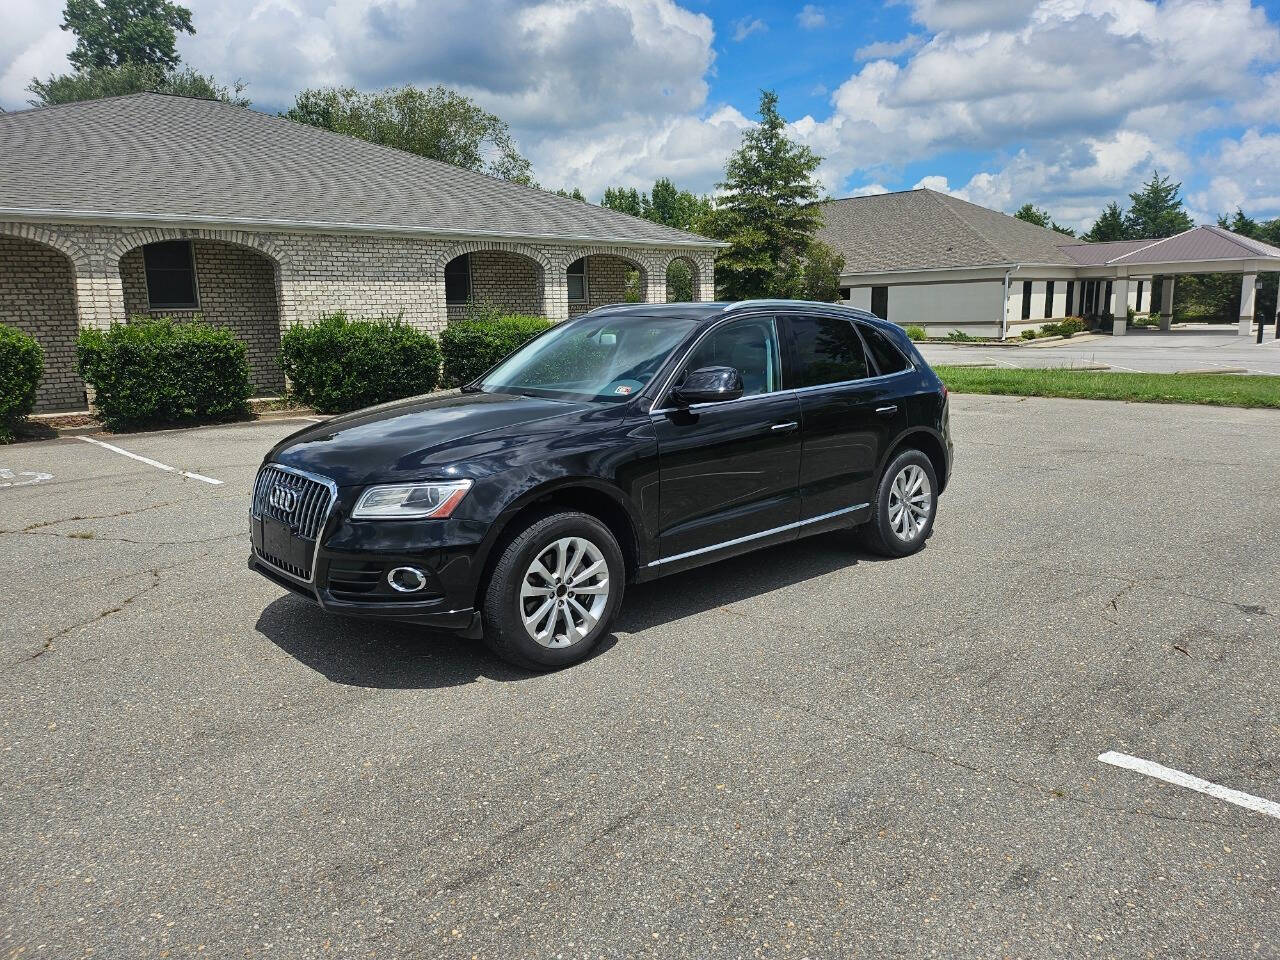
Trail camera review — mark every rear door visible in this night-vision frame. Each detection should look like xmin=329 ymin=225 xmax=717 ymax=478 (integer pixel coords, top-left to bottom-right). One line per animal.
xmin=783 ymin=314 xmax=910 ymax=520
xmin=652 ymin=315 xmax=802 ymax=566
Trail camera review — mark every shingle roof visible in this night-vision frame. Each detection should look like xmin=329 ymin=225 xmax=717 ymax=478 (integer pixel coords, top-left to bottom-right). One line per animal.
xmin=0 ymin=93 xmax=719 ymax=248
xmin=1054 ymin=238 xmax=1154 ymax=265
xmin=816 ymin=188 xmax=1077 ymax=273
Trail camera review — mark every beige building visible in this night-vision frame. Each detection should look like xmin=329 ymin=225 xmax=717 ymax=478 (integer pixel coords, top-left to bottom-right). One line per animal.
xmin=0 ymin=93 xmax=721 ymax=411
xmin=819 ymin=189 xmax=1280 ymax=339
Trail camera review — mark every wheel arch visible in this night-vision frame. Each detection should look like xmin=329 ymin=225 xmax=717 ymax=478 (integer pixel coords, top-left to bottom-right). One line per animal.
xmin=881 ymin=427 xmax=949 ymax=493
xmin=472 ymin=478 xmax=644 ymax=606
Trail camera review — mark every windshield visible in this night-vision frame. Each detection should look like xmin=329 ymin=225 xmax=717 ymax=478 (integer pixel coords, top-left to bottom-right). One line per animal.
xmin=479 ymin=313 xmax=700 ymax=403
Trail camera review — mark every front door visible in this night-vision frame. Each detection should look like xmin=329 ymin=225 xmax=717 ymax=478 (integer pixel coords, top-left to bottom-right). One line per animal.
xmin=653 ymin=315 xmax=802 ymax=566
xmin=784 ymin=314 xmax=909 ymax=519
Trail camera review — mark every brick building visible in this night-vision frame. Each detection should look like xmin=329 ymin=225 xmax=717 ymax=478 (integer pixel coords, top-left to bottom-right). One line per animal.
xmin=0 ymin=93 xmax=721 ymax=411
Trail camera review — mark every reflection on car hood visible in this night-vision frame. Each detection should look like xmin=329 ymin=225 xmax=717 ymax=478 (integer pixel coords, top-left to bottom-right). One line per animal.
xmin=268 ymin=390 xmax=591 ymax=486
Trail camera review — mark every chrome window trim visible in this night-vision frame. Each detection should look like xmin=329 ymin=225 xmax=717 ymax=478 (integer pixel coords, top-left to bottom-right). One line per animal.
xmin=647 ymin=502 xmax=869 ymax=568
xmin=251 ymin=463 xmax=338 ymax=586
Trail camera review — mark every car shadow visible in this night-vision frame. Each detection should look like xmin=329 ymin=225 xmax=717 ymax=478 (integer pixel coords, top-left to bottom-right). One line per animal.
xmin=255 ymin=529 xmax=901 ymax=690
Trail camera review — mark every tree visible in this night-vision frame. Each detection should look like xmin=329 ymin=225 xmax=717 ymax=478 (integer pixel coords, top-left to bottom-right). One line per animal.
xmin=799 ymin=240 xmax=846 ymax=302
xmin=704 ymin=90 xmax=825 ymax=300
xmin=1124 ymin=171 xmax=1194 ymax=240
xmin=27 ymin=63 xmax=248 ymax=107
xmin=61 ymin=0 xmax=195 ymax=72
xmin=284 ymin=85 xmax=534 ymax=184
xmin=1014 ymin=202 xmax=1075 ymax=236
xmin=1013 ymin=203 xmax=1051 ymax=228
xmin=554 ymin=188 xmax=586 ymax=201
xmin=1083 ymin=202 xmax=1129 ymax=242
xmin=647 ymin=177 xmax=713 ymax=232
xmin=601 ymin=186 xmax=644 ymax=218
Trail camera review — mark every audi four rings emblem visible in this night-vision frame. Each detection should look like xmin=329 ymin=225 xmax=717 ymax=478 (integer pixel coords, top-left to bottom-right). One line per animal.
xmin=269 ymin=484 xmax=298 ymax=512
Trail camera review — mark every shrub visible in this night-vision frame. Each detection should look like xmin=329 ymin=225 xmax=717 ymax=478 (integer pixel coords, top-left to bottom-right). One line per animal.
xmin=279 ymin=312 xmax=442 ymax=414
xmin=439 ymin=310 xmax=551 ymax=387
xmin=946 ymin=329 xmax=975 ymax=342
xmin=905 ymin=325 xmax=927 ymax=342
xmin=77 ymin=317 xmax=251 ymax=430
xmin=0 ymin=323 xmax=44 ymax=442
xmin=1020 ymin=328 xmax=1039 ymax=340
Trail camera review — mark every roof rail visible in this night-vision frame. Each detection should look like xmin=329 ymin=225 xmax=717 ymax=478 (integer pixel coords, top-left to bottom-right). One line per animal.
xmin=721 ymin=299 xmax=857 ymax=312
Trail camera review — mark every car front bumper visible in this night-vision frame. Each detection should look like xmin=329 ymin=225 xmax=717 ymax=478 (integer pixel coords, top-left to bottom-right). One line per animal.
xmin=247 ymin=553 xmax=484 ymax=636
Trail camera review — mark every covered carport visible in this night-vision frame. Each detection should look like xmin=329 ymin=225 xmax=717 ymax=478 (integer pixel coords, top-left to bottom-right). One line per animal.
xmin=1063 ymin=226 xmax=1280 ymax=337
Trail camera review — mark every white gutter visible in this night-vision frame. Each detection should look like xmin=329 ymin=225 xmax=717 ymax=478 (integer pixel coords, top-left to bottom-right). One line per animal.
xmin=0 ymin=206 xmax=729 ymax=250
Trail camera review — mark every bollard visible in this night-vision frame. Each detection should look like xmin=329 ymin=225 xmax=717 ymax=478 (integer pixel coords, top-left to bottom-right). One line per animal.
xmin=1259 ymin=315 xmax=1265 ymax=344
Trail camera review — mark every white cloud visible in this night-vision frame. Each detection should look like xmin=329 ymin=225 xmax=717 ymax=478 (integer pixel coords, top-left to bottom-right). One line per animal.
xmin=0 ymin=0 xmax=74 ymax=108
xmin=796 ymin=5 xmax=826 ymax=29
xmin=1189 ymin=129 xmax=1280 ymax=219
xmin=855 ymin=33 xmax=924 ymax=60
xmin=912 ymin=175 xmax=950 ymax=192
xmin=730 ymin=16 xmax=767 ymax=41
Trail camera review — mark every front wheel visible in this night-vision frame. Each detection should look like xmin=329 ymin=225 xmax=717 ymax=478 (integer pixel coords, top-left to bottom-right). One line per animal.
xmin=857 ymin=449 xmax=938 ymax=557
xmin=481 ymin=511 xmax=625 ymax=670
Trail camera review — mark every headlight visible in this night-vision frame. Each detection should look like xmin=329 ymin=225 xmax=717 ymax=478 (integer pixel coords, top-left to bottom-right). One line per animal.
xmin=351 ymin=479 xmax=473 ymax=519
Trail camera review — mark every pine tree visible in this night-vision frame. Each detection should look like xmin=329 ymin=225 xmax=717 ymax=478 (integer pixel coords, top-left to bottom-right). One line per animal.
xmin=600 ymin=187 xmax=644 ymax=218
xmin=704 ymin=90 xmax=825 ymax=300
xmin=1124 ymin=171 xmax=1194 ymax=240
xmin=1083 ymin=202 xmax=1129 ymax=242
xmin=1013 ymin=203 xmax=1051 ymax=228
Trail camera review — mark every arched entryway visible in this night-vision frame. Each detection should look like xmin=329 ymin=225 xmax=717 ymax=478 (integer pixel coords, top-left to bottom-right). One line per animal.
xmin=445 ymin=249 xmax=545 ymax=320
xmin=665 ymin=255 xmax=701 ymax=303
xmin=0 ymin=235 xmax=87 ymax=412
xmin=118 ymin=238 xmax=284 ymax=394
xmin=568 ymin=254 xmax=648 ymax=317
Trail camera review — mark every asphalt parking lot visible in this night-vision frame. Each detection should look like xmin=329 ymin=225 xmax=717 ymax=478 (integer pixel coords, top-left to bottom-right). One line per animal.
xmin=2 ymin=395 xmax=1277 ymax=958
xmin=919 ymin=324 xmax=1280 ymax=375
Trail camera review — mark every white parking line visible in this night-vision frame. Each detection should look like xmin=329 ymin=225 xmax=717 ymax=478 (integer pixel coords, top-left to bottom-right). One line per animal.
xmin=76 ymin=436 xmax=223 ymax=485
xmin=1098 ymin=751 xmax=1280 ymax=820
xmin=984 ymin=355 xmax=1019 ymax=368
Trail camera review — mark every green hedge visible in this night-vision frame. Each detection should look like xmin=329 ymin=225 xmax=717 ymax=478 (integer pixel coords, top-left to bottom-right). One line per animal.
xmin=439 ymin=312 xmax=551 ymax=387
xmin=77 ymin=317 xmax=251 ymax=430
xmin=279 ymin=312 xmax=442 ymax=413
xmin=0 ymin=323 xmax=43 ymax=442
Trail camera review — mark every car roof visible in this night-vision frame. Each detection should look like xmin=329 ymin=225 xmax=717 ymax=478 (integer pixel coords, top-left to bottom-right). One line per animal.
xmin=585 ymin=299 xmax=882 ymax=327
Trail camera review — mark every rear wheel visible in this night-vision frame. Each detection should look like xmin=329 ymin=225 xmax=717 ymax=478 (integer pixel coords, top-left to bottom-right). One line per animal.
xmin=858 ymin=449 xmax=938 ymax=557
xmin=481 ymin=511 xmax=625 ymax=670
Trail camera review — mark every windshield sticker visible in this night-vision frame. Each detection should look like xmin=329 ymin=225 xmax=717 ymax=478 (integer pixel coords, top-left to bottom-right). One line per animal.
xmin=614 ymin=385 xmax=633 ymax=395
xmin=0 ymin=468 xmax=53 ymax=488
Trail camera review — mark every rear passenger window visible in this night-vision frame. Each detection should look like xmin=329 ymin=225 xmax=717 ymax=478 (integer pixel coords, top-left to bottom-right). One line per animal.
xmin=788 ymin=316 xmax=869 ymax=387
xmin=859 ymin=324 xmax=910 ymax=376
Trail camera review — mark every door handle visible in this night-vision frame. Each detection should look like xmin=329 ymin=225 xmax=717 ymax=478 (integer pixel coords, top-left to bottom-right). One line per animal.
xmin=770 ymin=421 xmax=799 ymax=432
xmin=875 ymin=405 xmax=899 ymax=416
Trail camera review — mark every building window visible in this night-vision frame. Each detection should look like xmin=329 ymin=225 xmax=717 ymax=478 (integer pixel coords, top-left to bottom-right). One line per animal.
xmin=143 ymin=240 xmax=199 ymax=309
xmin=1136 ymin=280 xmax=1144 ymax=312
xmin=1044 ymin=281 xmax=1055 ymax=319
xmin=839 ymin=286 xmax=851 ymax=301
xmin=567 ymin=258 xmax=588 ymax=302
xmin=870 ymin=286 xmax=888 ymax=321
xmin=445 ymin=254 xmax=471 ymax=304
xmin=1065 ymin=281 xmax=1075 ymax=316
xmin=1021 ymin=280 xmax=1032 ymax=320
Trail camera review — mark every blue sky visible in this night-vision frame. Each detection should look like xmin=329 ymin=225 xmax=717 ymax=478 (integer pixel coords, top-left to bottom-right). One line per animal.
xmin=4 ymin=0 xmax=1279 ymax=231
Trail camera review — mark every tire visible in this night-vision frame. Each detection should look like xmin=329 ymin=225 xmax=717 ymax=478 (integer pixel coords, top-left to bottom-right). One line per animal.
xmin=481 ymin=511 xmax=625 ymax=670
xmin=857 ymin=448 xmax=938 ymax=557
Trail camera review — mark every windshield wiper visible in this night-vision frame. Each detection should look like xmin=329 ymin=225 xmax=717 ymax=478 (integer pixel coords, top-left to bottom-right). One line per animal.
xmin=459 ymin=384 xmax=485 ymax=393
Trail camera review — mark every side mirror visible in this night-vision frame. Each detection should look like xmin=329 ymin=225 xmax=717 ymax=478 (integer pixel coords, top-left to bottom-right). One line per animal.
xmin=673 ymin=365 xmax=744 ymax=405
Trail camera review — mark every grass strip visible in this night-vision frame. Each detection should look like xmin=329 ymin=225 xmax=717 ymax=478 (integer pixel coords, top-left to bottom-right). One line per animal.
xmin=934 ymin=365 xmax=1280 ymax=409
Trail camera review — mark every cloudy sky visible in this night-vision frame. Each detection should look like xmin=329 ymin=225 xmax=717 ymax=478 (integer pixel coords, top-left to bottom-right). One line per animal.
xmin=3 ymin=0 xmax=1278 ymax=230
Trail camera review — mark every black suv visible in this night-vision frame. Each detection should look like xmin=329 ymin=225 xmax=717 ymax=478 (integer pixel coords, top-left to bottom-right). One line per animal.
xmin=249 ymin=301 xmax=952 ymax=669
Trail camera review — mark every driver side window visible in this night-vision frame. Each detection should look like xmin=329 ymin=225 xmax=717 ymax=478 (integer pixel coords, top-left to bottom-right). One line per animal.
xmin=680 ymin=317 xmax=781 ymax=397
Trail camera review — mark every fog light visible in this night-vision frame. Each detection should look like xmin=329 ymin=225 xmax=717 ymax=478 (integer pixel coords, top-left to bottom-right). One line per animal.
xmin=387 ymin=566 xmax=428 ymax=593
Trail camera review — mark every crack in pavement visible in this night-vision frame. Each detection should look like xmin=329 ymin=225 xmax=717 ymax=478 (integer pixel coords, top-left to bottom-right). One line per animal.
xmin=8 ymin=569 xmax=161 ymax=668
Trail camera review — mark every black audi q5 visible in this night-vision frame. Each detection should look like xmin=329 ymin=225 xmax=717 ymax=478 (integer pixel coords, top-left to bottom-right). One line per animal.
xmin=249 ymin=301 xmax=953 ymax=669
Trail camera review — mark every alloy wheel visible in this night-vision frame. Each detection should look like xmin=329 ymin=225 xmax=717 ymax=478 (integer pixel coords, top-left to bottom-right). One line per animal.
xmin=519 ymin=536 xmax=610 ymax=648
xmin=888 ymin=464 xmax=932 ymax=542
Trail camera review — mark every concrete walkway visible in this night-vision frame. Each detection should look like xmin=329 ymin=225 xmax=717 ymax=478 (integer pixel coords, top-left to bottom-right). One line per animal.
xmin=918 ymin=323 xmax=1280 ymax=375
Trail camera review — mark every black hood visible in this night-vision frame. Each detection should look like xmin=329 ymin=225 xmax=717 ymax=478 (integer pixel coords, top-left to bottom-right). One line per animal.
xmin=268 ymin=390 xmax=593 ymax=486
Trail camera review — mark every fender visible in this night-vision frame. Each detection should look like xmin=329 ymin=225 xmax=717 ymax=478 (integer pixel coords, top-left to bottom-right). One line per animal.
xmin=878 ymin=424 xmax=951 ymax=492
